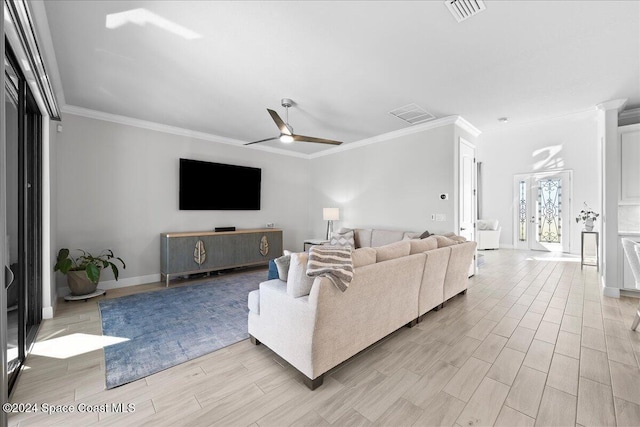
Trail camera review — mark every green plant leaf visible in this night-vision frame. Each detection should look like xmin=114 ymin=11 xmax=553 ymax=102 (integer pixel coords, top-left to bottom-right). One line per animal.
xmin=86 ymin=263 xmax=101 ymax=284
xmin=58 ymin=258 xmax=73 ymax=274
xmin=110 ymin=263 xmax=119 ymax=281
xmin=116 ymin=257 xmax=126 ymax=269
xmin=56 ymin=248 xmax=69 ymax=263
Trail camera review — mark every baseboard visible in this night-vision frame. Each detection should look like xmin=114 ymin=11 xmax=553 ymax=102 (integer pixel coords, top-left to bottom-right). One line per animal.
xmin=42 ymin=306 xmax=54 ymax=319
xmin=620 ymin=288 xmax=640 ymax=299
xmin=500 ymin=244 xmax=514 ymax=249
xmin=57 ymin=273 xmax=161 ymax=296
xmin=602 ymin=285 xmax=621 ymax=298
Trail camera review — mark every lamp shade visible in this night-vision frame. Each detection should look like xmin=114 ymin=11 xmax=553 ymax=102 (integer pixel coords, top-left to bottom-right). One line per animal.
xmin=323 ymin=207 xmax=340 ymax=221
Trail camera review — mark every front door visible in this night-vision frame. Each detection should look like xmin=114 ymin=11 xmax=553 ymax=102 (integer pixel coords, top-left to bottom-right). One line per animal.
xmin=514 ymin=172 xmax=571 ymax=252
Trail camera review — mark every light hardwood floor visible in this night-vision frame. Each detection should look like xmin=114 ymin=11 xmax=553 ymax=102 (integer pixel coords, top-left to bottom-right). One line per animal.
xmin=8 ymin=250 xmax=640 ymax=426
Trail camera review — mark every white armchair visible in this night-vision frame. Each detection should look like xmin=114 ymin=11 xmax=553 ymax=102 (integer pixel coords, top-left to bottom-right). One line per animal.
xmin=477 ymin=219 xmax=501 ymax=250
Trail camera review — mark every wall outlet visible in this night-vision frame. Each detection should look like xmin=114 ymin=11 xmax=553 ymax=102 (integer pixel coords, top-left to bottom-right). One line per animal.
xmin=266 ymin=223 xmax=275 ymax=228
xmin=431 ymin=214 xmax=436 ymax=220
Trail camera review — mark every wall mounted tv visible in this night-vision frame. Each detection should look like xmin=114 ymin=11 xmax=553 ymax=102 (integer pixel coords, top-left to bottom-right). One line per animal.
xmin=179 ymin=158 xmax=261 ymax=210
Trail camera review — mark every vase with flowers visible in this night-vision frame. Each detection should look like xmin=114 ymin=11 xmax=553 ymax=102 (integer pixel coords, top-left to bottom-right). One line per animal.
xmin=575 ymin=202 xmax=599 ymax=231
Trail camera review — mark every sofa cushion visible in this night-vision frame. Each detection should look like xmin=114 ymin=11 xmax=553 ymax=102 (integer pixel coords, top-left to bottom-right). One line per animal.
xmin=330 ymin=230 xmax=355 ymax=248
xmin=274 ymin=254 xmax=291 ymax=281
xmin=410 ymin=236 xmax=438 ymax=254
xmin=354 ymin=229 xmax=373 ymax=248
xmin=248 ymin=289 xmax=260 ymax=314
xmin=376 ymin=241 xmax=411 ymax=262
xmin=352 ymin=247 xmax=377 ymax=268
xmin=434 ymin=235 xmax=459 ymax=248
xmin=371 ymin=229 xmax=405 ymax=247
xmin=286 ymin=253 xmax=315 ymax=298
xmin=451 ymin=235 xmax=467 ymax=243
xmin=478 ymin=219 xmax=499 ymax=230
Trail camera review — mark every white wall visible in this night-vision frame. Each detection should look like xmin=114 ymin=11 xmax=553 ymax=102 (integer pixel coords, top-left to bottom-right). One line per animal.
xmin=308 ymin=124 xmax=459 ymax=238
xmin=477 ymin=110 xmax=599 ymax=254
xmin=54 ymin=113 xmax=310 ymax=291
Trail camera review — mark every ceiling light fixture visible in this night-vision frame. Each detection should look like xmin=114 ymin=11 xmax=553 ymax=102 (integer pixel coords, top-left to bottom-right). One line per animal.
xmin=498 ymin=117 xmax=509 ymax=123
xmin=279 ymin=134 xmax=294 ymax=143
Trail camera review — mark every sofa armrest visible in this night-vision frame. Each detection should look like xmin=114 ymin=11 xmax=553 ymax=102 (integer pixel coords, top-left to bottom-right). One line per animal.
xmin=249 ymin=279 xmax=318 ymax=378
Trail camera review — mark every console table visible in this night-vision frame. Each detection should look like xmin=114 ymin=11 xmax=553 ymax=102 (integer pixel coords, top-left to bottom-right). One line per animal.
xmin=161 ymin=229 xmax=283 ymax=286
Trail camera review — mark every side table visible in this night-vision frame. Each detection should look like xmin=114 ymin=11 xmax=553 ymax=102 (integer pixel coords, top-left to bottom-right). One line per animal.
xmin=303 ymin=239 xmax=329 ymax=251
xmin=581 ymin=231 xmax=599 ymax=270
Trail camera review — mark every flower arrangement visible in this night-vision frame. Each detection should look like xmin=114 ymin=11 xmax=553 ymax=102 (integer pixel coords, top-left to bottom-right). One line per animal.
xmin=575 ymin=202 xmax=599 ymax=225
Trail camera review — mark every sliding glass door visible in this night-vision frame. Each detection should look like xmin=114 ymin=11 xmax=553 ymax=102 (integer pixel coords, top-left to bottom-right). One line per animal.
xmin=5 ymin=42 xmax=42 ymax=393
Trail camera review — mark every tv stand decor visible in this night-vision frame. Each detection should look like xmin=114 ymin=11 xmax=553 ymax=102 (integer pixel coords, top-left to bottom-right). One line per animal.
xmin=161 ymin=229 xmax=283 ymax=286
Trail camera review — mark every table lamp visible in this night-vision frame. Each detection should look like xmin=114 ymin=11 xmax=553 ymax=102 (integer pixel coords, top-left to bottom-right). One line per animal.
xmin=323 ymin=208 xmax=340 ymax=240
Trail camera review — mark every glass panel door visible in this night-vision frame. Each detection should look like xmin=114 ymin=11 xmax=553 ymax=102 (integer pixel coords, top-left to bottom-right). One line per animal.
xmin=514 ymin=172 xmax=571 ymax=252
xmin=5 ymin=53 xmax=21 ymax=388
xmin=4 ymin=44 xmax=42 ymax=394
xmin=537 ymin=177 xmax=562 ymax=245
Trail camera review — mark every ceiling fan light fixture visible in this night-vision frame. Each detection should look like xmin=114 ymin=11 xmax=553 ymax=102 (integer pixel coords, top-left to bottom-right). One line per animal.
xmin=279 ymin=134 xmax=294 ymax=143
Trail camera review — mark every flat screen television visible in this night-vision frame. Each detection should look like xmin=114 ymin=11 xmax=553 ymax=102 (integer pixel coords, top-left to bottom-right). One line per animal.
xmin=179 ymin=158 xmax=261 ymax=210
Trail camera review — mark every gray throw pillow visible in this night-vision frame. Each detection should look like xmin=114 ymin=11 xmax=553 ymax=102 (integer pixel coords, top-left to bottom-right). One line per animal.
xmin=419 ymin=230 xmax=431 ymax=239
xmin=274 ymin=254 xmax=291 ymax=281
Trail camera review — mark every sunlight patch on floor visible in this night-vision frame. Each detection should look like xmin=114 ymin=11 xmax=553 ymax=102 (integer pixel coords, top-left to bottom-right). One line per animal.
xmin=526 ymin=256 xmax=580 ymax=263
xmin=30 ymin=333 xmax=129 ymax=359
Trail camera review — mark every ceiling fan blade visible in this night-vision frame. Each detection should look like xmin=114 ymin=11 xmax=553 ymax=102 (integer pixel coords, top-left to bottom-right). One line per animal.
xmin=267 ymin=109 xmax=292 ymax=135
xmin=244 ymin=136 xmax=278 ymax=146
xmin=292 ymin=134 xmax=343 ymax=145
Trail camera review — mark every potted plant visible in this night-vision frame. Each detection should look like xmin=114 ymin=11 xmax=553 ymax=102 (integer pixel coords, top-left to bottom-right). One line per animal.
xmin=54 ymin=249 xmax=126 ymax=296
xmin=575 ymin=202 xmax=599 ymax=231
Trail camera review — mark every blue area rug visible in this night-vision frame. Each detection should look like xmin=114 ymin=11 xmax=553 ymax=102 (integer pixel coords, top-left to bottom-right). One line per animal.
xmin=98 ymin=269 xmax=264 ymax=389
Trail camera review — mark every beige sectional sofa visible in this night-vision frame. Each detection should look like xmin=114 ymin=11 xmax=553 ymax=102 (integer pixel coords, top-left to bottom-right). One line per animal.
xmin=247 ymin=229 xmax=477 ymax=389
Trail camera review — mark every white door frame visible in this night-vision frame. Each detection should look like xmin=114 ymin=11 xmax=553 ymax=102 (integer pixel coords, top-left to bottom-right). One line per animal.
xmin=459 ymin=138 xmax=477 ymax=275
xmin=459 ymin=139 xmax=476 ymax=242
xmin=513 ymin=171 xmax=572 ymax=253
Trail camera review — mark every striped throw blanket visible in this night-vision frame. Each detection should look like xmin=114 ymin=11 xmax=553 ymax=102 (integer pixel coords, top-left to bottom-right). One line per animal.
xmin=306 ymin=245 xmax=354 ymax=292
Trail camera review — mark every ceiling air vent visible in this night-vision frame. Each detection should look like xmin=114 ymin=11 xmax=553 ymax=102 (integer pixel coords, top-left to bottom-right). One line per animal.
xmin=389 ymin=104 xmax=436 ymax=125
xmin=445 ymin=0 xmax=486 ymax=23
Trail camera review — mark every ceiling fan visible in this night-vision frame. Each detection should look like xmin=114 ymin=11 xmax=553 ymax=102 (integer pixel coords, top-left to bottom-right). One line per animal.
xmin=245 ymin=99 xmax=342 ymax=146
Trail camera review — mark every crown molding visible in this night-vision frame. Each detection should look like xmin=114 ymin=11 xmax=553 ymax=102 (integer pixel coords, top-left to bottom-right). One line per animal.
xmin=62 ymin=105 xmax=481 ymax=161
xmin=454 ymin=116 xmax=482 ymax=138
xmin=596 ymin=98 xmax=628 ymax=112
xmin=61 ymin=105 xmax=310 ymax=159
xmin=308 ymin=115 xmax=479 ymax=159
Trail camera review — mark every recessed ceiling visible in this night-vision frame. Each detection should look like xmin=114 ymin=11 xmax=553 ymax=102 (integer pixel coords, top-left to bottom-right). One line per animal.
xmin=40 ymin=1 xmax=640 ymax=155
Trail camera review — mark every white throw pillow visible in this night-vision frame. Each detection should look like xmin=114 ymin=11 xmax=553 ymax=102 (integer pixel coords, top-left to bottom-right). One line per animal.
xmin=286 ymin=253 xmax=315 ymax=298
